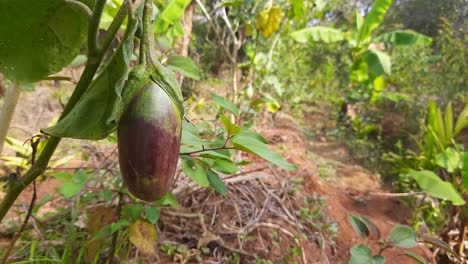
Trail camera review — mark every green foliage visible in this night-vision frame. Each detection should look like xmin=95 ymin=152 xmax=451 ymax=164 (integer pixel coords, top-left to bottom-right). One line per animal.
xmin=154 ymin=0 xmax=191 ymax=34
xmin=167 ymin=55 xmax=200 ymax=80
xmin=348 ymin=214 xmax=426 ymax=264
xmin=349 ymin=245 xmax=385 ymax=264
xmin=388 ymin=225 xmax=418 ymax=248
xmin=357 ymin=0 xmax=393 ymax=44
xmin=42 ymin=17 xmax=139 ymax=139
xmin=0 ymin=0 xmax=90 ymax=82
xmin=407 ymin=170 xmax=465 ymax=205
xmin=374 ymin=30 xmax=432 ymax=46
xmin=290 ymin=26 xmax=345 ymax=43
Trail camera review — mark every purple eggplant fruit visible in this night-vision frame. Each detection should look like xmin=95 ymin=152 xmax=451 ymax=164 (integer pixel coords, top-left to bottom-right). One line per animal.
xmin=118 ymin=81 xmax=182 ymax=201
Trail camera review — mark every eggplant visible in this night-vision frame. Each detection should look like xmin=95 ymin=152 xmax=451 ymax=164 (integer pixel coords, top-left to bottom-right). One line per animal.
xmin=117 ymin=81 xmax=182 ymax=201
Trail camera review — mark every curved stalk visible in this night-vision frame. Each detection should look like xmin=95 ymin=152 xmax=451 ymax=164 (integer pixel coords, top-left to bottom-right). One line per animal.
xmin=140 ymin=0 xmax=154 ymax=65
xmin=0 ymin=2 xmax=129 ymax=223
xmin=0 ymin=82 xmax=21 ymax=155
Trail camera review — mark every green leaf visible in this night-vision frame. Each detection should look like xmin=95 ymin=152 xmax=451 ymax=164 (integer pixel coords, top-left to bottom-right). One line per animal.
xmin=50 ymin=172 xmax=72 ymax=181
xmin=59 ymin=182 xmax=84 ymax=198
xmin=365 ymin=49 xmax=391 ymax=76
xmin=72 ymin=170 xmax=88 ymax=184
xmin=408 ymin=170 xmax=465 ymax=205
xmin=122 ymin=204 xmax=144 ymax=221
xmin=290 ymin=26 xmax=345 ymax=43
xmin=167 ymin=55 xmax=200 ymax=80
xmin=404 ymin=252 xmax=427 ymax=264
xmin=374 ymin=30 xmax=432 ymax=46
xmin=145 ymin=206 xmax=161 ymax=224
xmin=213 ymin=159 xmax=239 ymax=174
xmin=349 ymin=244 xmax=385 ymax=264
xmin=454 ymin=104 xmax=468 ymax=136
xmin=129 ymin=219 xmax=156 ymax=255
xmin=211 ymin=93 xmax=239 ymax=116
xmin=206 ymin=170 xmax=227 ymax=196
xmin=0 ymin=0 xmax=89 ymax=82
xmin=421 ymin=236 xmax=460 ymax=259
xmin=435 ymin=148 xmax=461 ymax=173
xmin=389 ymin=225 xmax=417 ymax=248
xmin=350 ymin=214 xmax=381 ymax=239
xmin=219 ymin=114 xmax=241 ymax=136
xmin=444 ymin=102 xmax=454 ymax=140
xmin=358 ymin=0 xmax=393 ymax=44
xmin=231 ymin=135 xmax=298 ymax=170
xmin=462 ymin=153 xmax=468 ymax=191
xmin=181 ymin=129 xmax=205 ymax=147
xmin=200 ymin=150 xmax=232 ymax=161
xmin=181 ymin=156 xmax=210 ymax=187
xmin=154 ymin=0 xmax=191 ymax=34
xmin=349 ymin=214 xmax=370 ymax=238
xmin=155 ymin=193 xmax=180 ymax=208
xmin=101 ymin=189 xmax=114 ymax=202
xmin=290 ymin=0 xmax=305 ymax=21
xmin=42 ymin=17 xmax=139 ymax=139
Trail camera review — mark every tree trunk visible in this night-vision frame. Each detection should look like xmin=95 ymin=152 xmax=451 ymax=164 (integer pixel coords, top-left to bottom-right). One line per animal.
xmin=176 ymin=0 xmax=196 ymax=85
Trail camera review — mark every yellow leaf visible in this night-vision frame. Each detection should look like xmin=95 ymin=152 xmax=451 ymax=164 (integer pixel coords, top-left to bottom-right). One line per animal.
xmin=256 ymin=6 xmax=284 ymax=38
xmin=129 ymin=219 xmax=156 ymax=255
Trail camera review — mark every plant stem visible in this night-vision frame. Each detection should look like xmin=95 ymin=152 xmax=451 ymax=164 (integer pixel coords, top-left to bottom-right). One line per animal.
xmin=141 ymin=0 xmax=155 ymax=65
xmin=109 ymin=190 xmax=124 ymax=263
xmin=0 ymin=2 xmax=128 ymax=223
xmin=100 ymin=2 xmax=128 ymax=55
xmin=0 ymin=82 xmax=21 ymax=155
xmin=64 ymin=0 xmax=93 ymax=16
xmin=88 ymin=0 xmax=107 ymax=57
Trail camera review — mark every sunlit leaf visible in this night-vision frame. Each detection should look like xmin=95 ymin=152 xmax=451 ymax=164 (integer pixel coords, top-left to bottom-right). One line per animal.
xmin=408 ymin=170 xmax=465 ymax=205
xmin=365 ymin=49 xmax=391 ymax=76
xmin=290 ymin=27 xmax=345 ymax=44
xmin=211 ymin=93 xmax=239 ymax=116
xmin=374 ymin=30 xmax=432 ymax=46
xmin=167 ymin=55 xmax=200 ymax=80
xmin=154 ymin=0 xmax=191 ymax=34
xmin=219 ymin=114 xmax=241 ymax=136
xmin=231 ymin=135 xmax=298 ymax=170
xmin=435 ymin=148 xmax=461 ymax=173
xmin=358 ymin=0 xmax=393 ymax=44
xmin=155 ymin=192 xmax=180 ymax=208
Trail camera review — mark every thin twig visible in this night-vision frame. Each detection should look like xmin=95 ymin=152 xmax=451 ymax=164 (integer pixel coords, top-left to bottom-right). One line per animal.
xmin=179 ymin=146 xmax=234 ymax=155
xmin=1 ymin=137 xmax=41 ymax=264
xmin=109 ymin=189 xmax=124 ymax=263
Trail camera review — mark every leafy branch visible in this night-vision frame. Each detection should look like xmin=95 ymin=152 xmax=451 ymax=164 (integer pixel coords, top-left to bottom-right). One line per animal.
xmin=0 ymin=1 xmax=130 ymax=223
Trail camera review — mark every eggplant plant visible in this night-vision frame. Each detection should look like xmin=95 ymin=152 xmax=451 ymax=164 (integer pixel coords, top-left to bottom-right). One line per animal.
xmin=0 ymin=0 xmax=296 ymax=225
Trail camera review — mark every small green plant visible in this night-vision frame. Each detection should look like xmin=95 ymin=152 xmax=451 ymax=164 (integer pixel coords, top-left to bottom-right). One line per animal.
xmin=348 ymin=213 xmax=465 ymax=263
xmin=383 ymin=101 xmax=468 ymax=251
